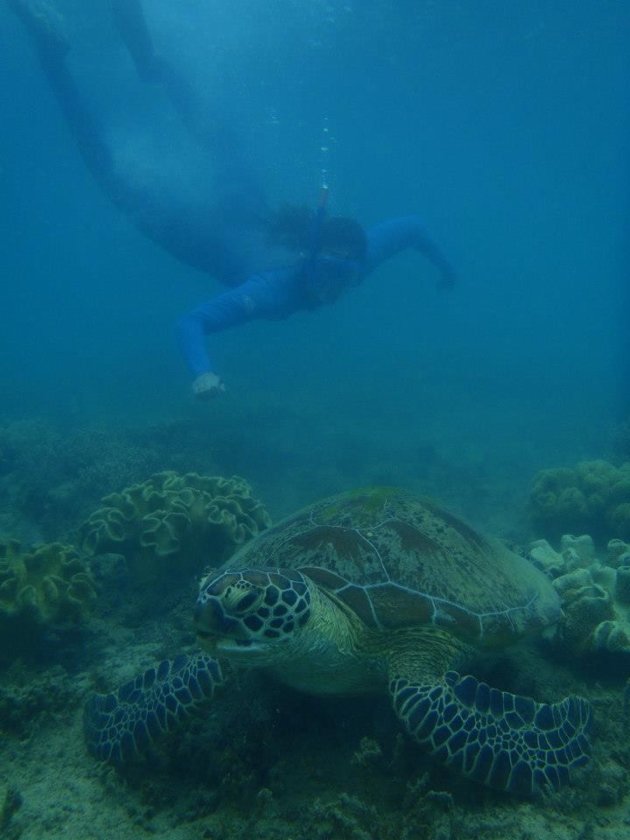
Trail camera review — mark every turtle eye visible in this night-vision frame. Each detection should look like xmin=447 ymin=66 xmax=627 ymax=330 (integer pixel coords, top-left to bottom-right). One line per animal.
xmin=222 ymin=581 xmax=264 ymax=615
xmin=235 ymin=589 xmax=261 ymax=613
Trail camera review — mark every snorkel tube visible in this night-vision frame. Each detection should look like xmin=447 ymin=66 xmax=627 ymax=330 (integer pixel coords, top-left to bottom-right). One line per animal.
xmin=308 ymin=184 xmax=330 ymax=264
xmin=302 ymin=184 xmax=330 ymax=295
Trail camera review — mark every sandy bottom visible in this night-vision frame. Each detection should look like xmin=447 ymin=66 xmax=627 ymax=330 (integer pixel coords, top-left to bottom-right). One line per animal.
xmin=2 ymin=610 xmax=630 ymax=840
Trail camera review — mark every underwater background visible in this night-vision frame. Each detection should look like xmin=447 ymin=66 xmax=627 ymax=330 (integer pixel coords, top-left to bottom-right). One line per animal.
xmin=1 ymin=1 xmax=629 ymax=838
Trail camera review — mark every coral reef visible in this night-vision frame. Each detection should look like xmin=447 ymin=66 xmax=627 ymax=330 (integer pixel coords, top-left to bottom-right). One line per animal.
xmin=79 ymin=471 xmax=270 ymax=586
xmin=0 ymin=419 xmax=169 ymax=540
xmin=0 ymin=661 xmax=84 ymax=737
xmin=0 ymin=539 xmax=96 ymax=658
xmin=612 ymin=416 xmax=630 ymax=462
xmin=529 ymin=535 xmax=630 ymax=655
xmin=0 ymin=784 xmax=22 ymax=839
xmin=529 ymin=459 xmax=630 ymax=543
xmin=0 ymin=416 xmax=250 ymax=543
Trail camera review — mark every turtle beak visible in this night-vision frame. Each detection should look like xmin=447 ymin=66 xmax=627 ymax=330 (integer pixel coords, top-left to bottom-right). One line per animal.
xmin=194 ymin=597 xmax=239 ymax=644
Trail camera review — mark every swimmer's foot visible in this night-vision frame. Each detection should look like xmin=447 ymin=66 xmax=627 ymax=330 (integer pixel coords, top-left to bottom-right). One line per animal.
xmin=7 ymin=0 xmax=70 ymax=62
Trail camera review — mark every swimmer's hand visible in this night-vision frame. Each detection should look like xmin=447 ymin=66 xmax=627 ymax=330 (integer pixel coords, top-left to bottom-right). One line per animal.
xmin=437 ymin=265 xmax=457 ymax=291
xmin=192 ymin=372 xmax=225 ymax=399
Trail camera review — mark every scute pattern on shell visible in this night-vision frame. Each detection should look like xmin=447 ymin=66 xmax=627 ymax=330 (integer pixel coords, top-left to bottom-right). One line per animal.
xmin=228 ymin=488 xmax=560 ymax=645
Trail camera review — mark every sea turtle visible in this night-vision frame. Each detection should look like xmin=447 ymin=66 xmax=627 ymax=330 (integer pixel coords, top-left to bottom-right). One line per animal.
xmin=84 ymin=488 xmax=592 ymax=796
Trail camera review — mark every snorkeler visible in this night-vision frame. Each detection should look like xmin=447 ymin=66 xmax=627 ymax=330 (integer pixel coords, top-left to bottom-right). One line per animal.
xmin=8 ymin=0 xmax=457 ymax=400
xmin=179 ymin=195 xmax=456 ymax=399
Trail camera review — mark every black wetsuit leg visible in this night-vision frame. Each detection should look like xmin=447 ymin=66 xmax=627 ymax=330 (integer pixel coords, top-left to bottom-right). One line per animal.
xmin=10 ymin=0 xmax=271 ymax=281
xmin=110 ymin=0 xmax=267 ymax=222
xmin=110 ymin=0 xmax=164 ymax=83
xmin=8 ymin=0 xmax=250 ymax=276
xmin=110 ymin=0 xmax=270 ymax=279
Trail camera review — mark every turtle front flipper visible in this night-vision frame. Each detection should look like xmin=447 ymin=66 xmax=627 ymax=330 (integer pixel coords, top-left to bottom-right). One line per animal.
xmin=390 ymin=671 xmax=592 ymax=796
xmin=84 ymin=653 xmax=223 ymax=764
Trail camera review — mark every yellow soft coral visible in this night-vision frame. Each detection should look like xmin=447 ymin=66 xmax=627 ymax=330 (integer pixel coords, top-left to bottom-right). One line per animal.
xmin=80 ymin=471 xmax=270 ymax=585
xmin=0 ymin=539 xmax=96 ymax=625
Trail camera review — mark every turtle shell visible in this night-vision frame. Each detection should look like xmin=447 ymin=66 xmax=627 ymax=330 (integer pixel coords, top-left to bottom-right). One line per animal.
xmin=225 ymin=487 xmax=560 ymax=646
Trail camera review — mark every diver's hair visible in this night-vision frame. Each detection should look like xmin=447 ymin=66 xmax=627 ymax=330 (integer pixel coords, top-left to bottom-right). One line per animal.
xmin=268 ymin=203 xmax=367 ymax=262
xmin=267 ymin=204 xmax=313 ymax=251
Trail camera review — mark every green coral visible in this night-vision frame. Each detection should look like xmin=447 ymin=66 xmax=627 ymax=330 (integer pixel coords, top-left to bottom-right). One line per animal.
xmin=529 ymin=460 xmax=630 ymax=542
xmin=0 ymin=540 xmax=96 ymax=631
xmin=79 ymin=471 xmax=270 ymax=584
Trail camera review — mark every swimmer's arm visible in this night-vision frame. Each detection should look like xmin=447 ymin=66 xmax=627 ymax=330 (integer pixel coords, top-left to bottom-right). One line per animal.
xmin=176 ymin=269 xmax=294 ymax=387
xmin=364 ymin=216 xmax=456 ymax=288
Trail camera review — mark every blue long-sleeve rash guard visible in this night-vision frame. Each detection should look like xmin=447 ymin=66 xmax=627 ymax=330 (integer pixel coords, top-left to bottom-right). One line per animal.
xmin=176 ymin=215 xmax=454 ymax=378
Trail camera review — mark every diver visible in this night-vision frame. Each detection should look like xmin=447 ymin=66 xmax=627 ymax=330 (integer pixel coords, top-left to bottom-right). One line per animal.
xmin=8 ymin=0 xmax=457 ymax=400
xmin=178 ymin=197 xmax=457 ymax=398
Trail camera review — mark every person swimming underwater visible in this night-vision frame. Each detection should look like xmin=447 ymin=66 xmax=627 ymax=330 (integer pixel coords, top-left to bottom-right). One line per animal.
xmin=8 ymin=0 xmax=457 ymax=399
xmin=179 ymin=190 xmax=456 ymax=398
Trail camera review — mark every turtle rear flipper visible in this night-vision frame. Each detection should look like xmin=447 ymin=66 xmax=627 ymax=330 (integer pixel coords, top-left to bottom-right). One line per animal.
xmin=390 ymin=671 xmax=592 ymax=796
xmin=84 ymin=653 xmax=223 ymax=764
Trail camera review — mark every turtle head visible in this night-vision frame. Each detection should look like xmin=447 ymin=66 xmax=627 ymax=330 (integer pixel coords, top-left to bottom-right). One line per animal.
xmin=194 ymin=568 xmax=312 ymax=663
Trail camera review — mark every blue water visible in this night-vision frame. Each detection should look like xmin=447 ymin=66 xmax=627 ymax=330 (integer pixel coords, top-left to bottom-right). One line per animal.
xmin=1 ymin=0 xmax=628 ymax=523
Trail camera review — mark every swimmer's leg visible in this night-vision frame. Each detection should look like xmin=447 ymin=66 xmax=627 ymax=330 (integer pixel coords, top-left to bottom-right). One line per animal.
xmin=6 ymin=0 xmax=205 ymax=258
xmin=6 ymin=0 xmax=69 ymax=62
xmin=110 ymin=0 xmax=165 ymax=83
xmin=110 ymin=0 xmax=235 ymax=160
xmin=7 ymin=0 xmax=124 ymax=201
